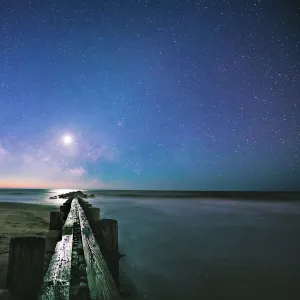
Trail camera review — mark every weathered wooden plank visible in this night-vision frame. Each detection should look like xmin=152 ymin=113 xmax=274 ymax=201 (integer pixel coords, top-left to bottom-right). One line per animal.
xmin=39 ymin=199 xmax=78 ymax=300
xmin=75 ymin=199 xmax=120 ymax=300
xmin=69 ymin=221 xmax=90 ymax=300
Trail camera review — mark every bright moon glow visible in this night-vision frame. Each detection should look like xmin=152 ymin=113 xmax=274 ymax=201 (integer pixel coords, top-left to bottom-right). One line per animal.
xmin=63 ymin=135 xmax=73 ymax=145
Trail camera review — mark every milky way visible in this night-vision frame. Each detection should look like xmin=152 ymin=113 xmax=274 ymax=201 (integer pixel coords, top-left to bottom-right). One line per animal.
xmin=0 ymin=0 xmax=299 ymax=190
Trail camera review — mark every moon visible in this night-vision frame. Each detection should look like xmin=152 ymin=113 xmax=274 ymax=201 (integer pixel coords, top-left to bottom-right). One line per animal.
xmin=63 ymin=135 xmax=73 ymax=145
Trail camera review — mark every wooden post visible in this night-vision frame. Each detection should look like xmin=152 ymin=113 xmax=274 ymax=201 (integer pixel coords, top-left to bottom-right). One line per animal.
xmin=90 ymin=207 xmax=100 ymax=222
xmin=7 ymin=236 xmax=45 ymax=300
xmin=94 ymin=219 xmax=120 ymax=288
xmin=43 ymin=229 xmax=62 ymax=274
xmin=49 ymin=211 xmax=63 ymax=230
xmin=60 ymin=204 xmax=69 ymax=220
xmin=81 ymin=203 xmax=93 ymax=223
xmin=44 ymin=211 xmax=63 ymax=273
xmin=95 ymin=219 xmax=118 ymax=253
xmin=89 ymin=207 xmax=100 ymax=230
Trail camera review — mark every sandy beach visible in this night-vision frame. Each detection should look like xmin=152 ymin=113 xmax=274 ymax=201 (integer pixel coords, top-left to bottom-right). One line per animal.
xmin=0 ymin=202 xmax=57 ymax=288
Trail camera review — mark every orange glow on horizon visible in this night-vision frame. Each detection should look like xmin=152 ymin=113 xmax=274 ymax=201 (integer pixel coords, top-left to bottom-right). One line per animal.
xmin=0 ymin=178 xmax=86 ymax=189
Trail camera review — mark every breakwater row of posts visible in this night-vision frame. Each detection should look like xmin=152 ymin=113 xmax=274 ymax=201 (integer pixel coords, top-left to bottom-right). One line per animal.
xmin=5 ymin=192 xmax=125 ymax=300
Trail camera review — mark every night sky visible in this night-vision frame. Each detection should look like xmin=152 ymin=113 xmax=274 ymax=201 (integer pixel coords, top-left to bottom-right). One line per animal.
xmin=0 ymin=0 xmax=299 ymax=190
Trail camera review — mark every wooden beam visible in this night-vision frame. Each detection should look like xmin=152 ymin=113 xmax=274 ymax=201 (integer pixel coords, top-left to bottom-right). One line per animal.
xmin=69 ymin=221 xmax=90 ymax=300
xmin=75 ymin=199 xmax=120 ymax=300
xmin=40 ymin=199 xmax=78 ymax=300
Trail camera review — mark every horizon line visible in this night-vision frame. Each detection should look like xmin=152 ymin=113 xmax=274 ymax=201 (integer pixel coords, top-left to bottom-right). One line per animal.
xmin=0 ymin=187 xmax=299 ymax=193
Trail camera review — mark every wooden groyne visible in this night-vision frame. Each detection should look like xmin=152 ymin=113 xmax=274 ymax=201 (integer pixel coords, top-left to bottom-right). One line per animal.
xmin=5 ymin=193 xmax=124 ymax=300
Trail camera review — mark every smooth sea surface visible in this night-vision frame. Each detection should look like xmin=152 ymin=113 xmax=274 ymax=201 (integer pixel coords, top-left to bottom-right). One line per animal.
xmin=1 ymin=189 xmax=300 ymax=300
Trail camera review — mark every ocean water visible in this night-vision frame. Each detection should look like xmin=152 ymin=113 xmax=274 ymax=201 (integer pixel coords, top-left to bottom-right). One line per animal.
xmin=1 ymin=189 xmax=300 ymax=300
